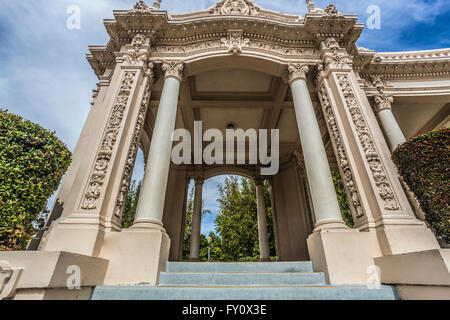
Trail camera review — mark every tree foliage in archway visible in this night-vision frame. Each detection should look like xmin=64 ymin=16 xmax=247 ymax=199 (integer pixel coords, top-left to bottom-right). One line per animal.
xmin=215 ymin=176 xmax=276 ymax=262
xmin=0 ymin=110 xmax=71 ymax=251
xmin=332 ymin=171 xmax=355 ymax=228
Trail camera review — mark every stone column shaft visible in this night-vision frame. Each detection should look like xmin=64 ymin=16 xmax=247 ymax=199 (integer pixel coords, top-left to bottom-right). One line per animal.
xmin=190 ymin=178 xmax=204 ymax=261
xmin=134 ymin=62 xmax=184 ymax=230
xmin=287 ymin=64 xmax=346 ymax=231
xmin=255 ymin=179 xmax=270 ymax=262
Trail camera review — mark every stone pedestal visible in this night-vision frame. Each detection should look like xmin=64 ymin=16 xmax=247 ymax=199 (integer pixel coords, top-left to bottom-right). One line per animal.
xmin=307 ymin=230 xmax=381 ymax=285
xmin=99 ymin=229 xmax=171 ymax=285
xmin=0 ymin=251 xmax=108 ymax=300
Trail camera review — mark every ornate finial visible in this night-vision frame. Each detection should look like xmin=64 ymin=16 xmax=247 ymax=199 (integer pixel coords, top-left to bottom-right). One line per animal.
xmin=306 ymin=0 xmax=323 ymax=14
xmin=152 ymin=0 xmax=161 ymax=9
xmin=132 ymin=1 xmax=161 ymax=12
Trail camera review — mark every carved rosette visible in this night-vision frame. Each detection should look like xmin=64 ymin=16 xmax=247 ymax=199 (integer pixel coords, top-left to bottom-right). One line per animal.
xmin=318 ymin=85 xmax=365 ymax=218
xmin=114 ymin=65 xmax=154 ymax=218
xmin=286 ymin=63 xmax=309 ymax=84
xmin=369 ymin=76 xmax=394 ymax=113
xmin=221 ymin=30 xmax=249 ymax=55
xmin=336 ymin=74 xmax=400 ymax=211
xmin=211 ymin=0 xmax=261 ymax=16
xmin=81 ymin=71 xmax=137 ymax=210
xmin=162 ymin=61 xmax=184 ymax=81
xmin=122 ymin=34 xmax=150 ymax=67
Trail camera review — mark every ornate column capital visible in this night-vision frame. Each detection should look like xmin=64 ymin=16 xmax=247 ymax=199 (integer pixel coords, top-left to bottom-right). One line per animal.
xmin=286 ymin=63 xmax=309 ymax=84
xmin=162 ymin=61 xmax=185 ymax=82
xmin=369 ymin=76 xmax=394 ymax=113
xmin=194 ymin=174 xmax=205 ymax=186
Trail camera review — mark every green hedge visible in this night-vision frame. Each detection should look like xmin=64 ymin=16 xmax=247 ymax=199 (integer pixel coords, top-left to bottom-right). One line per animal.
xmin=0 ymin=110 xmax=71 ymax=251
xmin=392 ymin=128 xmax=449 ymax=245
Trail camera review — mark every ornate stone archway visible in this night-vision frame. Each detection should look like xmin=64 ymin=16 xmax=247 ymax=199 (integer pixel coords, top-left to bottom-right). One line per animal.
xmin=5 ymin=0 xmax=447 ymax=296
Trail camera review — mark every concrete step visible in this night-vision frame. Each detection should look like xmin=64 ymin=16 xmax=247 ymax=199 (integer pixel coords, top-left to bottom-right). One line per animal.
xmin=159 ymin=272 xmax=326 ymax=286
xmin=166 ymin=262 xmax=314 ymax=273
xmin=91 ymin=285 xmax=399 ymax=300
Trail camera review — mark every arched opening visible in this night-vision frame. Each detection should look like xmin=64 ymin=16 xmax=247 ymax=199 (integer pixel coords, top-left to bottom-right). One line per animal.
xmin=182 ymin=174 xmax=277 ymax=262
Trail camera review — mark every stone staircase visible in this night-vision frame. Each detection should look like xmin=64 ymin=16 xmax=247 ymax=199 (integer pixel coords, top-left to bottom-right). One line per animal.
xmin=91 ymin=262 xmax=399 ymax=300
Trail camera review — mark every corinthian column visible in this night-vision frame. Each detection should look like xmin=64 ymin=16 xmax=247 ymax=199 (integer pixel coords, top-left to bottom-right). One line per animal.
xmin=254 ymin=177 xmax=270 ymax=262
xmin=369 ymin=77 xmax=406 ymax=151
xmin=133 ymin=61 xmax=184 ymax=230
xmin=190 ymin=174 xmax=204 ymax=261
xmin=287 ymin=64 xmax=347 ymax=231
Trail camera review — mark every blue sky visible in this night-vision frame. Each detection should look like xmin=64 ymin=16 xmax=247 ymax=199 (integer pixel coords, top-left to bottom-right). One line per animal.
xmin=1 ymin=0 xmax=449 ymax=235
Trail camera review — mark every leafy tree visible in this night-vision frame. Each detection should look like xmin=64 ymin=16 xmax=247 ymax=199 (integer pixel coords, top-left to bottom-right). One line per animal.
xmin=332 ymin=170 xmax=355 ymax=228
xmin=215 ymin=176 xmax=275 ymax=262
xmin=0 ymin=110 xmax=71 ymax=251
xmin=121 ymin=180 xmax=141 ymax=228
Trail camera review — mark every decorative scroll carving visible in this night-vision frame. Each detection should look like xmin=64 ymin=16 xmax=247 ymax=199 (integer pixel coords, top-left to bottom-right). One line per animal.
xmin=318 ymin=85 xmax=365 ymax=218
xmin=81 ymin=71 xmax=137 ymax=210
xmin=0 ymin=261 xmax=22 ymax=300
xmin=337 ymin=74 xmax=400 ymax=210
xmin=322 ymin=37 xmax=353 ymax=69
xmin=131 ymin=1 xmax=160 ymax=13
xmin=286 ymin=63 xmax=309 ymax=83
xmin=114 ymin=65 xmax=154 ymax=218
xmin=324 ymin=5 xmax=342 ymax=17
xmin=306 ymin=0 xmax=324 ymax=14
xmin=221 ymin=30 xmax=249 ymax=55
xmin=162 ymin=61 xmax=184 ymax=81
xmin=123 ymin=34 xmax=150 ymax=67
xmin=210 ymin=0 xmax=261 ymax=16
xmin=369 ymin=76 xmax=394 ymax=112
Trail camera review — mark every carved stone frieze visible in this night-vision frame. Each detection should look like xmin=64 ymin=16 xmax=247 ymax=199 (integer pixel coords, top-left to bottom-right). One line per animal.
xmin=318 ymin=85 xmax=365 ymax=218
xmin=81 ymin=71 xmax=137 ymax=210
xmin=114 ymin=67 xmax=153 ymax=218
xmin=336 ymin=74 xmax=400 ymax=211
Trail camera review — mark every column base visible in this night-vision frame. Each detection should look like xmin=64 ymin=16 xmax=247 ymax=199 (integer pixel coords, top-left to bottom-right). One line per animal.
xmin=259 ymin=257 xmax=271 ymax=262
xmin=99 ymin=228 xmax=171 ymax=285
xmin=189 ymin=257 xmax=201 ymax=262
xmin=131 ymin=219 xmax=166 ymax=233
xmin=313 ymin=219 xmax=351 ymax=233
xmin=307 ymin=230 xmax=382 ymax=285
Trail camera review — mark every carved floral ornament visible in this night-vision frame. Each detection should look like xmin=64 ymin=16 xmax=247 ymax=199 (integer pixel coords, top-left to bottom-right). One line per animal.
xmin=286 ymin=63 xmax=310 ymax=84
xmin=161 ymin=61 xmax=184 ymax=81
xmin=221 ymin=30 xmax=250 ymax=55
xmin=122 ymin=34 xmax=151 ymax=67
xmin=131 ymin=0 xmax=161 ymax=13
xmin=337 ymin=74 xmax=400 ymax=211
xmin=369 ymin=76 xmax=394 ymax=113
xmin=210 ymin=0 xmax=261 ymax=16
xmin=81 ymin=71 xmax=137 ymax=210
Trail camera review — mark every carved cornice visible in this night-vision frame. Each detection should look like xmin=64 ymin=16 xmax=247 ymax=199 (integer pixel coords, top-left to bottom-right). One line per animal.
xmin=161 ymin=61 xmax=184 ymax=81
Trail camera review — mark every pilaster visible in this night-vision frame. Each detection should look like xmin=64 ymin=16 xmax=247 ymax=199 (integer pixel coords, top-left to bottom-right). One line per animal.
xmin=41 ymin=34 xmax=154 ymax=256
xmin=315 ymin=37 xmax=439 ymax=254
